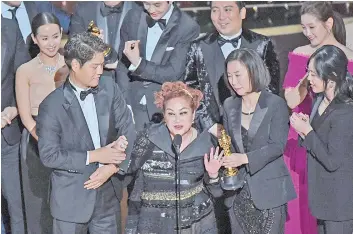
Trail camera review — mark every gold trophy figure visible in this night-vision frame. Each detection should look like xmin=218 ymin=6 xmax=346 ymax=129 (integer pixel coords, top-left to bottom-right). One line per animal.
xmin=87 ymin=21 xmax=118 ymax=65
xmin=218 ymin=129 xmax=245 ymax=190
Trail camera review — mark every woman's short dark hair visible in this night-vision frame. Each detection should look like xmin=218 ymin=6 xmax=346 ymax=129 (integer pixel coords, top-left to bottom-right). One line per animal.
xmin=28 ymin=12 xmax=61 ymax=58
xmin=64 ymin=32 xmax=109 ymax=69
xmin=225 ymin=48 xmax=270 ymax=93
xmin=308 ymin=45 xmax=353 ymax=104
xmin=300 ymin=2 xmax=346 ymax=45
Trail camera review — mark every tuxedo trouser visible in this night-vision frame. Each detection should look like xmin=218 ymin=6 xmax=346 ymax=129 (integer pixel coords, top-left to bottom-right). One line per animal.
xmin=318 ymin=219 xmax=353 ymax=234
xmin=229 ymin=204 xmax=286 ymax=234
xmin=53 ymin=180 xmax=121 ymax=234
xmin=20 ymin=129 xmax=52 ymax=234
xmin=1 ymin=135 xmax=25 ymax=234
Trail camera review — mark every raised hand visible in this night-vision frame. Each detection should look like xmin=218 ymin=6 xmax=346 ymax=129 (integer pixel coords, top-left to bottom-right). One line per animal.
xmin=204 ymin=147 xmax=224 ymax=178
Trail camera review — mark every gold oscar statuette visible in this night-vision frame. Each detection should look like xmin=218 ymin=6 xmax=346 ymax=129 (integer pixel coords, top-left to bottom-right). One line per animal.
xmin=218 ymin=129 xmax=238 ymax=177
xmin=87 ymin=21 xmax=117 ymax=64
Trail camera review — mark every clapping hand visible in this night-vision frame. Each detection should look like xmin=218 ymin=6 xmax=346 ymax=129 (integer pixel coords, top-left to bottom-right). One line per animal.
xmin=204 ymin=147 xmax=224 ymax=178
xmin=290 ymin=112 xmax=312 ymax=137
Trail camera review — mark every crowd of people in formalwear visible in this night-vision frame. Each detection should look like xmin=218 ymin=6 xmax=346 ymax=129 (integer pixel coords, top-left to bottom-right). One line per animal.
xmin=1 ymin=1 xmax=353 ymax=234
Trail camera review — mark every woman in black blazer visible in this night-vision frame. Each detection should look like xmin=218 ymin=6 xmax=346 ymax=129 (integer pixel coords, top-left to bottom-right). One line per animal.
xmin=204 ymin=48 xmax=296 ymax=234
xmin=290 ymin=45 xmax=353 ymax=234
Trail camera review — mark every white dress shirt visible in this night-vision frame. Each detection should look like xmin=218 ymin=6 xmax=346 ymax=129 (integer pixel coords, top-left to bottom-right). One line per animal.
xmin=219 ymin=29 xmax=242 ymax=59
xmin=69 ymin=79 xmax=102 ymax=167
xmin=1 ymin=2 xmax=32 ymax=43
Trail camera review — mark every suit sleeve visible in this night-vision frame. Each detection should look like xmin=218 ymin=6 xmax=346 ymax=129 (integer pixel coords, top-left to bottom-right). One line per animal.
xmin=13 ymin=22 xmax=30 ymax=107
xmin=131 ymin=23 xmax=201 ymax=83
xmin=246 ymin=100 xmax=289 ymax=175
xmin=302 ymin=109 xmax=353 ymax=172
xmin=68 ymin=3 xmax=87 ymax=35
xmin=264 ymin=39 xmax=280 ymax=95
xmin=37 ymin=103 xmax=88 ymax=173
xmin=112 ymin=82 xmax=136 ymax=173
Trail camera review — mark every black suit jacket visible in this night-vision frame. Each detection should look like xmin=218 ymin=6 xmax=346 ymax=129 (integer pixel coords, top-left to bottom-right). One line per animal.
xmin=37 ymin=76 xmax=136 ymax=223
xmin=208 ymin=91 xmax=296 ymax=210
xmin=118 ymin=6 xmax=200 ymax=118
xmin=1 ymin=18 xmax=30 ymax=145
xmin=302 ymin=96 xmax=353 ymax=221
xmin=184 ymin=29 xmax=280 ymax=131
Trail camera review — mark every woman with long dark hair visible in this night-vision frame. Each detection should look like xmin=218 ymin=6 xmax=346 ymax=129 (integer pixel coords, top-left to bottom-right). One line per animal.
xmin=15 ymin=12 xmax=65 ymax=233
xmin=282 ymin=3 xmax=353 ymax=233
xmin=290 ymin=45 xmax=353 ymax=234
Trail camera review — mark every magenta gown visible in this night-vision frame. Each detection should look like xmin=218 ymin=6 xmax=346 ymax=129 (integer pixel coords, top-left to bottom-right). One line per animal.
xmin=283 ymin=52 xmax=353 ymax=234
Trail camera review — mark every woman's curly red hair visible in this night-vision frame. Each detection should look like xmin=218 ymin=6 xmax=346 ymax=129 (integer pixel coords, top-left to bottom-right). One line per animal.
xmin=154 ymin=81 xmax=203 ymax=110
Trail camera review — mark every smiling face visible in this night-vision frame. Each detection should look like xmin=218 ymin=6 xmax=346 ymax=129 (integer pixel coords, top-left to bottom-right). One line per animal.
xmin=227 ymin=60 xmax=252 ymax=96
xmin=32 ymin=23 xmax=62 ymax=58
xmin=211 ymin=1 xmax=246 ymax=36
xmin=301 ymin=13 xmax=333 ymax=47
xmin=164 ymin=96 xmax=195 ymax=137
xmin=143 ymin=1 xmax=171 ymax=20
xmin=71 ymin=52 xmax=104 ymax=89
xmin=307 ymin=59 xmax=326 ymax=93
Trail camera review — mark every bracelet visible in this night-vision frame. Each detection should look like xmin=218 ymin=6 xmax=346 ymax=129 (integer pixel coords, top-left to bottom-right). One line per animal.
xmin=209 ymin=176 xmax=219 ymax=184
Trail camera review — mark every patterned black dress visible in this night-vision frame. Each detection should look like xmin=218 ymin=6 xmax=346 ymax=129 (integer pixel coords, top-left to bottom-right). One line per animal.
xmin=125 ymin=123 xmax=218 ymax=234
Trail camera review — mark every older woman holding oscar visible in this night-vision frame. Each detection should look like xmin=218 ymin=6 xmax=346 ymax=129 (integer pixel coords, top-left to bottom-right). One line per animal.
xmin=204 ymin=48 xmax=296 ymax=234
xmin=125 ymin=81 xmax=218 ymax=234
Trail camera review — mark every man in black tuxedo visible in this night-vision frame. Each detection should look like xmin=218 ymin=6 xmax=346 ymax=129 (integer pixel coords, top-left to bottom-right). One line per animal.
xmin=184 ymin=1 xmax=280 ymax=133
xmin=37 ymin=32 xmax=136 ymax=234
xmin=1 ymin=17 xmax=31 ymax=234
xmin=69 ymin=1 xmax=141 ymax=104
xmin=118 ymin=1 xmax=200 ymax=131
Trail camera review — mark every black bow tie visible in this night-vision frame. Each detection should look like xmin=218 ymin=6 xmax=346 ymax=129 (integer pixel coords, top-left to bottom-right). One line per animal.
xmin=146 ymin=15 xmax=167 ymax=30
xmin=80 ymin=87 xmax=99 ymax=101
xmin=217 ymin=35 xmax=241 ymax=48
xmin=101 ymin=3 xmax=123 ymax=17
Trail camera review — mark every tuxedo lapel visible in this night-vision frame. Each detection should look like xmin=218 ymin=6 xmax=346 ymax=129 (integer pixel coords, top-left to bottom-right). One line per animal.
xmin=227 ymin=97 xmax=244 ymax=153
xmin=93 ymin=84 xmax=109 ymax=147
xmin=247 ymin=92 xmax=268 ymax=148
xmin=62 ymin=79 xmax=94 ymax=150
xmin=148 ymin=124 xmax=174 ymax=157
xmin=23 ymin=2 xmax=38 ymax=23
xmin=150 ymin=7 xmax=181 ymax=64
xmin=137 ymin=13 xmax=148 ymax=59
xmin=201 ymin=34 xmax=225 ymax=105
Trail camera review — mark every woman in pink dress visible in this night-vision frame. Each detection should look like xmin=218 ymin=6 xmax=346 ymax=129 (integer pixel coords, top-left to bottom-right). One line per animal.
xmin=283 ymin=2 xmax=353 ymax=234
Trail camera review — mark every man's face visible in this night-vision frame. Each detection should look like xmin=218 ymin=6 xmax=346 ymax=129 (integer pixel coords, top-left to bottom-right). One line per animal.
xmin=211 ymin=1 xmax=246 ymax=36
xmin=143 ymin=1 xmax=171 ymax=20
xmin=71 ymin=52 xmax=104 ymax=89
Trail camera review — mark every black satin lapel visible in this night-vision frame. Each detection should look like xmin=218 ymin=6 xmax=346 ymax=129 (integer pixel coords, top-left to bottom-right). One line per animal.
xmin=247 ymin=93 xmax=268 ymax=147
xmin=239 ymin=35 xmax=253 ymax=50
xmin=200 ymin=41 xmax=225 ymax=105
xmin=23 ymin=2 xmax=37 ymax=22
xmin=137 ymin=13 xmax=148 ymax=59
xmin=62 ymin=80 xmax=95 ymax=150
xmin=312 ymin=101 xmax=337 ymax=130
xmin=227 ymin=98 xmax=244 ymax=153
xmin=150 ymin=8 xmax=180 ymax=64
xmin=148 ymin=124 xmax=174 ymax=157
xmin=93 ymin=87 xmax=109 ymax=147
xmin=310 ymin=95 xmax=323 ymax=123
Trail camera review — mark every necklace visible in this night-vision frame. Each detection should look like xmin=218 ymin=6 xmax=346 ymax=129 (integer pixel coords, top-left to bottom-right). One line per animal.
xmin=242 ymin=111 xmax=254 ymax=115
xmin=37 ymin=54 xmax=60 ymax=75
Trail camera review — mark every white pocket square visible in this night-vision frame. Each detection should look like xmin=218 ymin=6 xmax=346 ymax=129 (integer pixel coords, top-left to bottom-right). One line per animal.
xmin=166 ymin=47 xmax=174 ymax=51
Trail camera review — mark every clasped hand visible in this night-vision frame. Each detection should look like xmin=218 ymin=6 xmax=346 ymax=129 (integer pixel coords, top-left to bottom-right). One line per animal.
xmin=290 ymin=112 xmax=312 ymax=137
